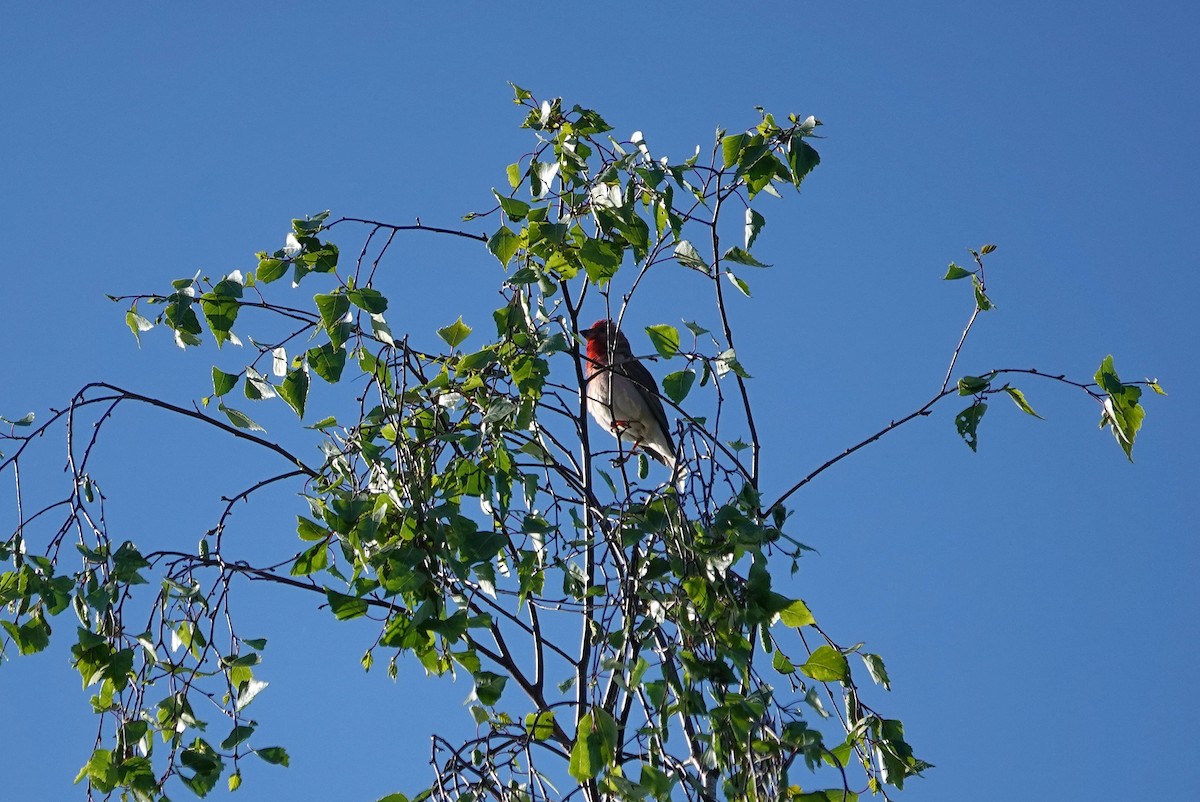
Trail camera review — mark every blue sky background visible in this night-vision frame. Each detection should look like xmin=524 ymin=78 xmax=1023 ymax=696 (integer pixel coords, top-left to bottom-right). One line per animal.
xmin=2 ymin=3 xmax=1196 ymax=800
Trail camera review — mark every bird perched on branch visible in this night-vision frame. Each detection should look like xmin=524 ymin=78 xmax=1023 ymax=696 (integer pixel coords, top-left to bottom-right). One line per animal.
xmin=580 ymin=319 xmax=684 ymax=490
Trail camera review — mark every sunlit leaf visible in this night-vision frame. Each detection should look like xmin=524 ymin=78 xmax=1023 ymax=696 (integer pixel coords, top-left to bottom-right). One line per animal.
xmin=1004 ymin=387 xmax=1043 ymax=419
xmin=800 ymin=645 xmax=849 ymax=683
xmin=348 ymin=287 xmax=388 ymax=314
xmin=745 ymin=207 xmax=766 ymax=250
xmin=674 ymin=240 xmax=708 ymax=272
xmin=645 ymin=324 xmax=680 ymax=358
xmin=957 ymin=375 xmax=990 ymax=396
xmin=579 ymin=238 xmax=623 ymax=286
xmin=568 ymin=707 xmax=618 ymax=781
xmin=725 ymin=271 xmax=752 ymax=297
xmin=279 ymin=365 xmax=309 ymax=418
xmin=662 ymin=370 xmax=696 ymax=404
xmin=437 ymin=316 xmax=473 ymax=349
xmin=325 ymin=588 xmax=368 ymax=621
xmin=487 ymin=225 xmax=521 ymax=266
xmin=861 ymin=652 xmax=892 ymax=691
xmin=255 ymin=747 xmax=290 ymax=767
xmin=1096 ymin=355 xmax=1144 ymax=461
xmin=314 ymin=292 xmax=351 ymax=334
xmin=235 ymin=678 xmax=269 ymax=711
xmin=723 ymin=246 xmax=771 ymax=267
xmin=524 ymin=710 xmax=556 ymax=741
xmin=971 ymin=275 xmax=993 ymax=311
xmin=307 ymin=342 xmax=346 ymax=384
xmin=218 ymin=403 xmax=264 ymax=432
xmin=779 ymin=599 xmax=815 ymax=628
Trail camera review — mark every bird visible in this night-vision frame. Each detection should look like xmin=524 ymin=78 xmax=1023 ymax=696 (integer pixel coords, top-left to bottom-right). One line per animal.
xmin=580 ymin=319 xmax=684 ymax=489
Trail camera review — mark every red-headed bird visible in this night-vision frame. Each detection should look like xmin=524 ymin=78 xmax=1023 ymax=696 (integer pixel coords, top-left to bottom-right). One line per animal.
xmin=580 ymin=319 xmax=684 ymax=489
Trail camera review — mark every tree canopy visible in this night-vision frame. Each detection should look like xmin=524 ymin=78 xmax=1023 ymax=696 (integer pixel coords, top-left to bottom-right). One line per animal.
xmin=1 ymin=87 xmax=1160 ymax=802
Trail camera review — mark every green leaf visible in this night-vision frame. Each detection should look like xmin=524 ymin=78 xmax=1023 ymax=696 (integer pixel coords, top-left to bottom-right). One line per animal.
xmin=493 ymin=189 xmax=531 ymax=222
xmin=243 ymin=366 xmax=275 ymax=401
xmin=457 ymin=346 xmax=498 ymax=372
xmin=779 ymin=599 xmax=815 ymax=628
xmin=797 ymin=791 xmax=858 ymax=802
xmin=955 ymin=401 xmax=987 ymax=452
xmin=510 ymin=82 xmax=532 ymax=101
xmin=218 ymin=403 xmax=264 ymax=432
xmin=530 ymin=159 xmax=559 ymax=198
xmin=957 ymin=375 xmax=991 ymax=396
xmin=569 ymin=707 xmax=618 ymax=782
xmin=255 ymin=746 xmax=290 ymax=767
xmin=220 ymin=724 xmax=256 ymax=751
xmin=235 ymin=678 xmax=269 ymax=711
xmin=661 ymin=370 xmax=696 ymax=404
xmin=125 ymin=309 xmax=153 ymax=345
xmin=721 ymin=133 xmax=747 ymax=168
xmin=348 ymin=287 xmax=389 ymax=314
xmin=725 ymin=271 xmax=752 ymax=297
xmin=745 ymin=207 xmax=766 ymax=250
xmin=861 ymin=652 xmax=892 ymax=691
xmin=786 ymin=135 xmax=820 ymax=187
xmin=325 ymin=588 xmax=368 ymax=621
xmin=437 ymin=317 xmax=473 ymax=349
xmin=772 ymin=650 xmax=796 ymax=674
xmin=307 ymin=342 xmax=347 ymax=383
xmin=0 ymin=411 xmax=35 ymax=427
xmin=199 ymin=280 xmax=243 ymax=348
xmin=579 ymin=238 xmax=623 ymax=286
xmin=739 ymin=143 xmax=782 ymax=198
xmin=2 ymin=615 xmax=51 ymax=655
xmin=674 ymin=240 xmax=709 ymax=272
xmin=279 ymin=366 xmax=309 ymax=418
xmin=487 ymin=225 xmax=521 ymax=266
xmin=972 ymin=274 xmax=993 ymax=311
xmin=290 ymin=543 xmax=328 ymax=576
xmin=1096 ymin=355 xmax=1145 ymax=461
xmin=211 ymin=367 xmax=238 ymax=398
xmin=1004 ymin=387 xmax=1044 ymax=419
xmin=645 ymin=324 xmax=680 ymax=359
xmin=943 ymin=263 xmax=973 ymax=280
xmin=1148 ymin=379 xmax=1167 ymax=396
xmin=165 ymin=293 xmax=203 ymax=348
xmin=75 ymin=748 xmax=118 ymax=793
xmin=314 ymin=292 xmax=351 ymax=334
xmin=473 ymin=671 xmax=507 ymax=706
xmin=800 ymin=645 xmax=850 ymax=683
xmin=505 ymin=162 xmax=522 ymax=189
xmin=715 ymin=348 xmax=751 ymax=379
xmin=722 ymin=246 xmax=771 ymax=267
xmin=524 ymin=710 xmax=556 ymax=741
xmin=257 ymin=257 xmax=288 ymax=283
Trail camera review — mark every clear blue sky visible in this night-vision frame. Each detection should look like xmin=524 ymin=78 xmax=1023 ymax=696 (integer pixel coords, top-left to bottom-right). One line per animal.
xmin=2 ymin=3 xmax=1196 ymax=800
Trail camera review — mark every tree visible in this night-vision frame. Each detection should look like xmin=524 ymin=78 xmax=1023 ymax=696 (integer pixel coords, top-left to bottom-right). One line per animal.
xmin=0 ymin=87 xmax=1160 ymax=801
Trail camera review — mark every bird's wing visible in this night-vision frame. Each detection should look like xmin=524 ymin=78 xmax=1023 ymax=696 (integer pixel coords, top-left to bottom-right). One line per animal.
xmin=619 ymin=358 xmax=674 ymax=447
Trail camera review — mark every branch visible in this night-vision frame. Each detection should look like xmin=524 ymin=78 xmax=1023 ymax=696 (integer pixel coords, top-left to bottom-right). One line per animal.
xmin=768 ymin=367 xmax=1106 ymax=512
xmin=326 ymin=216 xmax=489 ymax=244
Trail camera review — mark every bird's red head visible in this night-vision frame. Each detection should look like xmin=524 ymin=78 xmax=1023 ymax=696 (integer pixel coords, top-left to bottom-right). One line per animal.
xmin=581 ymin=319 xmax=625 ymax=363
